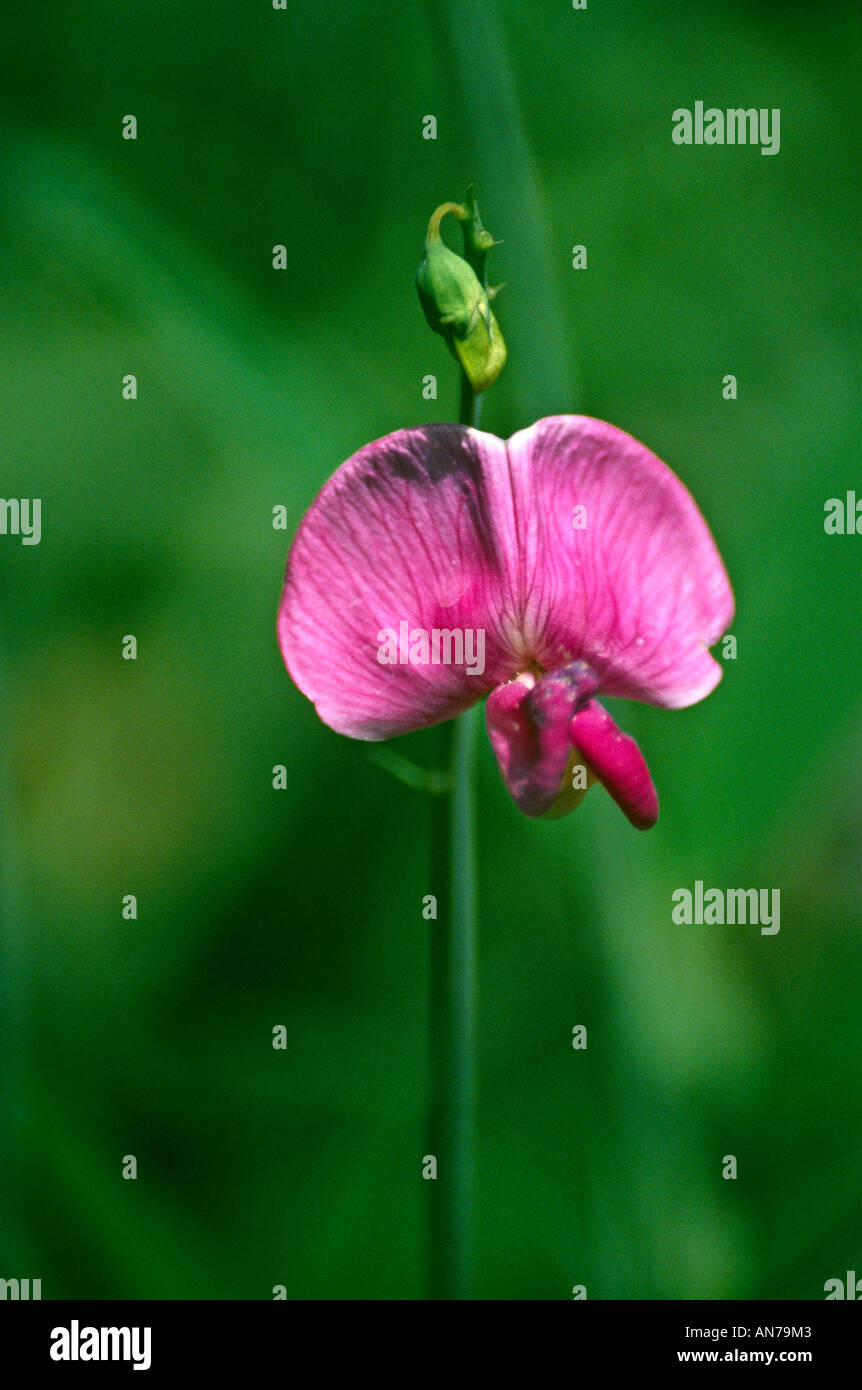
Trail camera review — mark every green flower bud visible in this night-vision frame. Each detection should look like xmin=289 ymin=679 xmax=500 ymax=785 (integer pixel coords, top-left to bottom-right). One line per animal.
xmin=416 ymin=202 xmax=507 ymax=395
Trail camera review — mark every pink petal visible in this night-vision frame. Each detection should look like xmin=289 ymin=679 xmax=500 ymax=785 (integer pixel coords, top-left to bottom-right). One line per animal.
xmin=278 ymin=426 xmax=523 ymax=739
xmin=485 ymin=663 xmax=598 ymax=817
xmin=504 ymin=417 xmax=734 ymax=708
xmin=570 ymin=700 xmax=659 ymax=829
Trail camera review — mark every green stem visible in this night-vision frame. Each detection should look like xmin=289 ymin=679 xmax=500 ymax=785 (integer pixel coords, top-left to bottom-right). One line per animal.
xmin=428 ymin=373 xmax=481 ymax=1300
xmin=459 ymin=375 xmax=482 ymax=431
xmin=428 ymin=707 xmax=480 ymax=1299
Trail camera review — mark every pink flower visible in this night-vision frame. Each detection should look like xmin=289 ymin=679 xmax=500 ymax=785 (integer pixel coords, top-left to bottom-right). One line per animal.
xmin=278 ymin=416 xmax=733 ymax=827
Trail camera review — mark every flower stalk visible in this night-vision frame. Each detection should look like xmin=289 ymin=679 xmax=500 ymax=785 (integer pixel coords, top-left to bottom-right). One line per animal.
xmin=425 ymin=191 xmax=504 ymax=1298
xmin=428 ymin=702 xmax=479 ymax=1299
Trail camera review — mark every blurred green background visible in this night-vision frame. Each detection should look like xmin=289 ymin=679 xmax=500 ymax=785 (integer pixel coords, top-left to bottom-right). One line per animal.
xmin=1 ymin=0 xmax=860 ymax=1299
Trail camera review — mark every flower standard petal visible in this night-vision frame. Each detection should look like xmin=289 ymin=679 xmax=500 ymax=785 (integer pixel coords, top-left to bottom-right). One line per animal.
xmin=503 ymin=416 xmax=734 ymax=708
xmin=278 ymin=425 xmax=524 ymax=740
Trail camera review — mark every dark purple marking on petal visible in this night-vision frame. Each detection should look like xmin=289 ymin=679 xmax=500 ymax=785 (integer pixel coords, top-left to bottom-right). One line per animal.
xmin=486 ymin=662 xmax=598 ymax=817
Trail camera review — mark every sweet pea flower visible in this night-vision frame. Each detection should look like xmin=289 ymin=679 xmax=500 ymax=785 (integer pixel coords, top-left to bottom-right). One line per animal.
xmin=278 ymin=415 xmax=733 ymax=827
